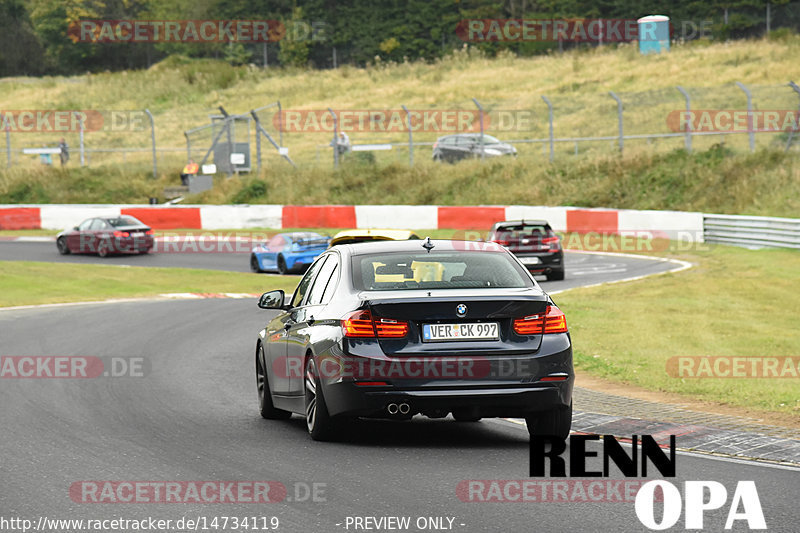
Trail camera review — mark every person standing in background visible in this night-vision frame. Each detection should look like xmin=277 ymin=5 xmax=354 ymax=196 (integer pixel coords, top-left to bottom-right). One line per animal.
xmin=59 ymin=138 xmax=69 ymax=166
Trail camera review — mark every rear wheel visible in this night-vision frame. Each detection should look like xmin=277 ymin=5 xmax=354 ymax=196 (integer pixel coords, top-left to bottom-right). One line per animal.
xmin=305 ymin=357 xmax=337 ymax=441
xmin=56 ymin=237 xmax=70 ymax=255
xmin=277 ymin=255 xmax=288 ymax=275
xmin=525 ymin=401 xmax=572 ymax=439
xmin=256 ymin=344 xmax=291 ymax=420
xmin=452 ymin=410 xmax=482 ymax=422
xmin=96 ymin=240 xmax=109 ymax=258
xmin=250 ymin=254 xmax=263 ymax=273
xmin=546 ymin=269 xmax=565 ymax=281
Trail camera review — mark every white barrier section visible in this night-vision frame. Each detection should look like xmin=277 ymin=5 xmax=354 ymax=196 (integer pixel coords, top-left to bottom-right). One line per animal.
xmin=617 ymin=209 xmax=704 ymax=242
xmin=40 ymin=205 xmax=122 ymax=230
xmin=355 ymin=205 xmax=438 ymax=230
xmin=504 ymin=206 xmax=568 ymax=232
xmin=199 ymin=205 xmax=283 ymax=230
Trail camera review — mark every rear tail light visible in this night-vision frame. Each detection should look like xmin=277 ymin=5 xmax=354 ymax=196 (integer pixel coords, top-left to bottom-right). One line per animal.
xmin=342 ymin=310 xmax=375 ymax=337
xmin=492 ymin=239 xmax=510 ymax=246
xmin=112 ymin=231 xmax=129 ymax=238
xmin=145 ymin=229 xmax=154 ymax=235
xmin=341 ymin=310 xmax=409 ymax=338
xmin=542 ymin=235 xmax=561 ymax=251
xmin=513 ymin=305 xmax=568 ymax=335
xmin=374 ymin=318 xmax=409 ymax=338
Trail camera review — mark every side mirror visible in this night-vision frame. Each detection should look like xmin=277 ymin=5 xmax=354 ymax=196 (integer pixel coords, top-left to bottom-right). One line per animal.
xmin=73 ymin=226 xmax=80 ymax=231
xmin=258 ymin=290 xmax=287 ymax=310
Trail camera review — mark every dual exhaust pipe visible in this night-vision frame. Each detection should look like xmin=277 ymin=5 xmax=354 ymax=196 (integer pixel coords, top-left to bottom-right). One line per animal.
xmin=387 ymin=402 xmax=411 ymax=415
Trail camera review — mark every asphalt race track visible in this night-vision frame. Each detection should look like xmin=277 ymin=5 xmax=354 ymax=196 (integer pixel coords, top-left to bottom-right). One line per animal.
xmin=1 ymin=299 xmax=797 ymax=532
xmin=1 ymin=245 xmax=797 ymax=532
xmin=0 ymin=239 xmax=680 ymax=293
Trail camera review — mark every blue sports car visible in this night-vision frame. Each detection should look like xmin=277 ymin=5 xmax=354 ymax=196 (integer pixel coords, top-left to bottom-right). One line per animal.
xmin=250 ymin=232 xmax=331 ymax=274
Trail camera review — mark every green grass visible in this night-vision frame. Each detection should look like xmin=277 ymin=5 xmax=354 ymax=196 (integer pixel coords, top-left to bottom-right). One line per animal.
xmin=1 ymin=38 xmax=800 ymax=215
xmin=0 ymin=261 xmax=299 ymax=307
xmin=556 ymin=244 xmax=800 ymax=417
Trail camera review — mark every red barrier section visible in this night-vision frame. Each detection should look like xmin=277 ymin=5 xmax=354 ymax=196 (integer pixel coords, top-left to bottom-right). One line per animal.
xmin=566 ymin=209 xmax=618 ymax=234
xmin=281 ymin=205 xmax=357 ymax=228
xmin=0 ymin=208 xmax=41 ymax=230
xmin=120 ymin=208 xmax=202 ymax=229
xmin=437 ymin=206 xmax=506 ymax=229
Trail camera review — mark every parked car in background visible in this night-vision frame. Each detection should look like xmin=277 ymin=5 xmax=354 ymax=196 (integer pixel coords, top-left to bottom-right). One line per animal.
xmin=433 ymin=133 xmax=517 ymax=162
xmin=254 ymin=239 xmax=573 ymax=441
xmin=56 ymin=216 xmax=154 ymax=257
xmin=488 ymin=220 xmax=564 ymax=281
xmin=250 ymin=232 xmax=330 ymax=274
xmin=329 ymin=229 xmax=420 ymax=246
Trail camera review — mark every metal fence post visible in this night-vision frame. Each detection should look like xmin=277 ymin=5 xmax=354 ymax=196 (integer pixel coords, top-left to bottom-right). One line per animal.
xmin=786 ymin=81 xmax=800 ymax=152
xmin=609 ymin=91 xmax=623 ymax=153
xmin=401 ymin=104 xmax=413 ymax=166
xmin=277 ymin=100 xmax=283 ymax=148
xmin=328 ymin=108 xmax=339 ymax=168
xmin=735 ymin=81 xmax=755 ymax=152
xmin=676 ymin=86 xmax=692 ymax=153
xmin=542 ymin=95 xmax=554 ymax=162
xmin=472 ymin=98 xmax=484 ymax=161
xmin=4 ymin=121 xmax=10 ymax=168
xmin=144 ymin=109 xmax=157 ymax=179
xmin=184 ymin=132 xmax=191 ymax=163
xmin=75 ymin=112 xmax=85 ymax=166
xmin=255 ymin=119 xmax=262 ymax=174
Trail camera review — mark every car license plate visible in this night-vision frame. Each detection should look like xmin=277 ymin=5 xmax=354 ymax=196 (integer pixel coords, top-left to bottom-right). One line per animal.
xmin=422 ymin=322 xmax=499 ymax=342
xmin=519 ymin=256 xmax=541 ymax=265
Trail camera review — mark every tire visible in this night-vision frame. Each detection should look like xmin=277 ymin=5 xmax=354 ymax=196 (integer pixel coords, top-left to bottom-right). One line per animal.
xmin=256 ymin=344 xmax=292 ymax=420
xmin=96 ymin=240 xmax=109 ymax=258
xmin=277 ymin=255 xmax=288 ymax=275
xmin=525 ymin=401 xmax=572 ymax=439
xmin=304 ymin=356 xmax=337 ymax=441
xmin=452 ymin=410 xmax=481 ymax=422
xmin=56 ymin=237 xmax=70 ymax=255
xmin=546 ymin=269 xmax=565 ymax=281
xmin=250 ymin=254 xmax=263 ymax=273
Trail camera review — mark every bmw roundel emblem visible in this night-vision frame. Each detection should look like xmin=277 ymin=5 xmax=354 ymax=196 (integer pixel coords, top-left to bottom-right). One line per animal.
xmin=456 ymin=304 xmax=468 ymax=317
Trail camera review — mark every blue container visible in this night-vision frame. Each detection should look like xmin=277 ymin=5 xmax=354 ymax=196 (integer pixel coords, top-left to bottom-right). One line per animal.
xmin=638 ymin=15 xmax=670 ymax=54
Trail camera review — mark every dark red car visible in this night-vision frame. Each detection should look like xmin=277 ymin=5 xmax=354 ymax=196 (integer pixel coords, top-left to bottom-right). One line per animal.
xmin=488 ymin=220 xmax=564 ymax=281
xmin=56 ymin=216 xmax=154 ymax=257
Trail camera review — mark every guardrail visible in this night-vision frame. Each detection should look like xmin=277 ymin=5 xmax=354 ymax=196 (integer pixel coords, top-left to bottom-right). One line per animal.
xmin=704 ymin=214 xmax=800 ymax=249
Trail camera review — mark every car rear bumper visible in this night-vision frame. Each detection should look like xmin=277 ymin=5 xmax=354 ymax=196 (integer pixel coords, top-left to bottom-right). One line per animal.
xmin=514 ymin=251 xmax=563 ymax=274
xmin=110 ymin=237 xmax=154 ymax=253
xmin=321 ymin=339 xmax=573 ymax=418
xmin=324 ymin=381 xmax=572 ymax=418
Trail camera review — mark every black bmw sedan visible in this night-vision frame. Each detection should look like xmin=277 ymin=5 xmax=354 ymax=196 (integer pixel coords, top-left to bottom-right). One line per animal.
xmin=255 ymin=239 xmax=573 ymax=441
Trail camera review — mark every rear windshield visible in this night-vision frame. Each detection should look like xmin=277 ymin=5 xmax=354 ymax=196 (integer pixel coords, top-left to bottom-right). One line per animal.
xmin=351 ymin=251 xmax=534 ymax=291
xmin=107 ymin=216 xmax=143 ymax=227
xmin=495 ymin=224 xmax=553 ymax=238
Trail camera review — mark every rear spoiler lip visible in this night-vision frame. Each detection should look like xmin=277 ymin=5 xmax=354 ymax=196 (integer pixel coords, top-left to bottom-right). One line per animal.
xmin=360 ymin=294 xmax=549 ymax=306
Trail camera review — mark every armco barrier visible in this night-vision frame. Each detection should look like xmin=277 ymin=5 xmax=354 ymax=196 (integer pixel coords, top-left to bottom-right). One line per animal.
xmin=3 ymin=204 xmax=772 ymax=247
xmin=704 ymin=214 xmax=800 ymax=249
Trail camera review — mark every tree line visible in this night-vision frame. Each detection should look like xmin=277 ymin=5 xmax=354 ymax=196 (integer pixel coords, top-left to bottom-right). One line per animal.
xmin=1 ymin=0 xmax=796 ymax=77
